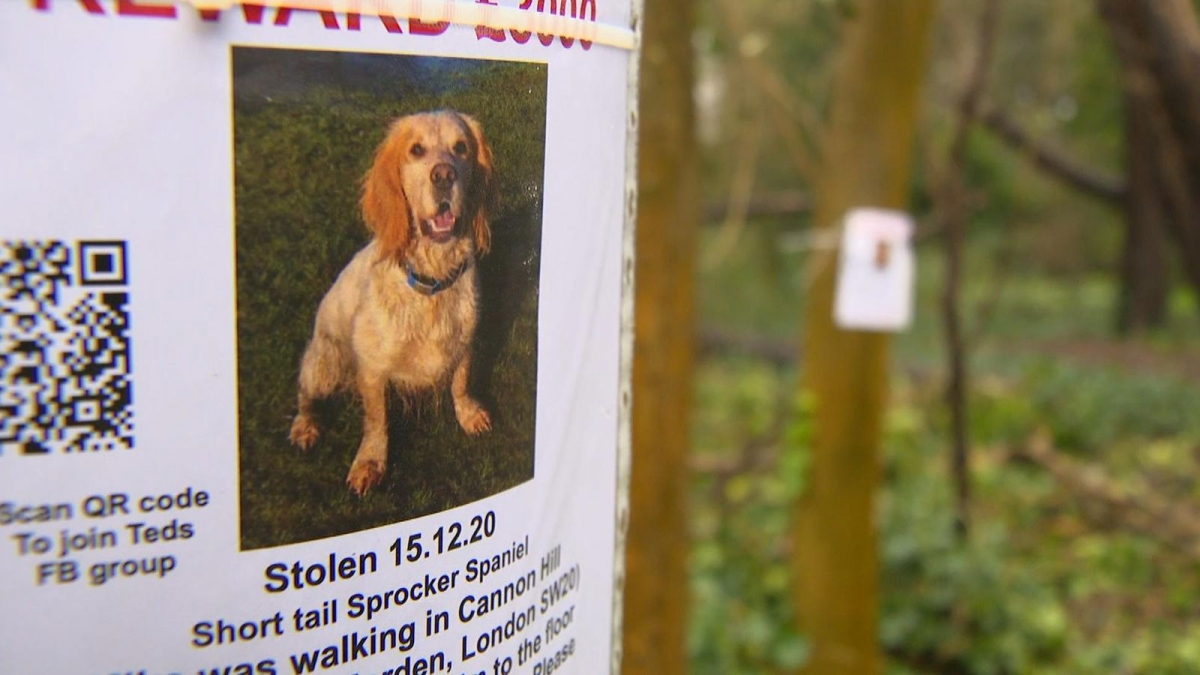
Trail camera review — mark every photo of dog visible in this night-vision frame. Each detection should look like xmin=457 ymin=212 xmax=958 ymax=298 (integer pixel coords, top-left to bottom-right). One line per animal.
xmin=233 ymin=48 xmax=545 ymax=549
xmin=289 ymin=111 xmax=497 ymax=496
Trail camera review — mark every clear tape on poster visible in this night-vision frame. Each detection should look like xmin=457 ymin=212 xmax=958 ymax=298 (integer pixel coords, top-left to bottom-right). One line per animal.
xmin=184 ymin=0 xmax=638 ymax=50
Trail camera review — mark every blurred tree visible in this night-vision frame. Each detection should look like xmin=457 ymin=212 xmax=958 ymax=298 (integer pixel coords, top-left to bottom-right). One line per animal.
xmin=793 ymin=2 xmax=937 ymax=674
xmin=984 ymin=0 xmax=1200 ymax=332
xmin=1095 ymin=0 xmax=1200 ymax=333
xmin=941 ymin=0 xmax=1005 ymax=539
xmin=624 ymin=0 xmax=697 ymax=672
xmin=1115 ymin=88 xmax=1172 ymax=333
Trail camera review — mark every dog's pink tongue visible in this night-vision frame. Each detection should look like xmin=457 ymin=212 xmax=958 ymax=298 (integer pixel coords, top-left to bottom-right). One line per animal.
xmin=431 ymin=211 xmax=456 ymax=233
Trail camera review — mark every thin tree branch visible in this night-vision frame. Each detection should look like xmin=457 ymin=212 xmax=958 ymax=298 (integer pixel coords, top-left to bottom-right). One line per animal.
xmin=979 ymin=108 xmax=1128 ymax=203
xmin=1013 ymin=432 xmax=1200 ymax=558
xmin=702 ymin=190 xmax=811 ymax=223
xmin=939 ymin=0 xmax=1005 ymax=539
xmin=697 ymin=326 xmax=797 ymax=366
xmin=704 ymin=116 xmax=765 ymax=268
xmin=715 ymin=0 xmax=824 ymax=182
xmin=760 ymin=67 xmax=822 ymax=181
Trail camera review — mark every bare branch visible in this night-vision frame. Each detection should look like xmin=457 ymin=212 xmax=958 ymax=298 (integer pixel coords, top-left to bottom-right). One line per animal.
xmin=714 ymin=0 xmax=824 ymax=181
xmin=1013 ymin=433 xmax=1200 ymax=558
xmin=980 ymin=108 xmax=1128 ymax=203
xmin=702 ymin=190 xmax=811 ymax=223
xmin=704 ymin=118 xmax=765 ymax=268
xmin=938 ymin=0 xmax=1007 ymax=539
xmin=696 ymin=326 xmax=797 ymax=366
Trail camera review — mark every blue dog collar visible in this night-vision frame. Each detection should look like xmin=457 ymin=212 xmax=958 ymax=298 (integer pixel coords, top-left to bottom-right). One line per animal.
xmin=406 ymin=260 xmax=470 ymax=296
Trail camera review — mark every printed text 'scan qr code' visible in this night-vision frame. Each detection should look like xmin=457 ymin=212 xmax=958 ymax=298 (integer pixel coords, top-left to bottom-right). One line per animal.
xmin=0 ymin=241 xmax=133 ymax=456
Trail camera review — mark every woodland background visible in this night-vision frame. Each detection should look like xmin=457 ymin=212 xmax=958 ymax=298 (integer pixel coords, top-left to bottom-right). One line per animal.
xmin=625 ymin=1 xmax=1200 ymax=673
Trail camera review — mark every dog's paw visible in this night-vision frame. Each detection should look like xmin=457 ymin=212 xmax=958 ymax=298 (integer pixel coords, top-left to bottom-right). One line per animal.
xmin=457 ymin=405 xmax=492 ymax=436
xmin=289 ymin=415 xmax=320 ymax=450
xmin=346 ymin=459 xmax=385 ymax=496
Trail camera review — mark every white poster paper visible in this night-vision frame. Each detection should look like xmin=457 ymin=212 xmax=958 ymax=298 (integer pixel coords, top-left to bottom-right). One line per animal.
xmin=833 ymin=207 xmax=915 ymax=332
xmin=0 ymin=2 xmax=635 ymax=673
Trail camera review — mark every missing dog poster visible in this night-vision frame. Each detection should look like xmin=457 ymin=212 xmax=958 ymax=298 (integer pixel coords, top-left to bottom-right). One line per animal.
xmin=0 ymin=1 xmax=638 ymax=673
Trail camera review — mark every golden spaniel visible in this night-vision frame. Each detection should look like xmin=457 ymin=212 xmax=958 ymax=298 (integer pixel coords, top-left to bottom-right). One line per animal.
xmin=289 ymin=111 xmax=495 ymax=496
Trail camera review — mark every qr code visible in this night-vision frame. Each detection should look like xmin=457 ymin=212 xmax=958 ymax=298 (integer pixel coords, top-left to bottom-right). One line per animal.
xmin=0 ymin=241 xmax=133 ymax=456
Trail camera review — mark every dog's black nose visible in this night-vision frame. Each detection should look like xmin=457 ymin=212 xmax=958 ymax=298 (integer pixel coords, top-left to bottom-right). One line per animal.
xmin=431 ymin=163 xmax=457 ymax=190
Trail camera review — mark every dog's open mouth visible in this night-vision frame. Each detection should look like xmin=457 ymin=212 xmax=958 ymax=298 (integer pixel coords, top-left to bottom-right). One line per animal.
xmin=425 ymin=202 xmax=458 ymax=240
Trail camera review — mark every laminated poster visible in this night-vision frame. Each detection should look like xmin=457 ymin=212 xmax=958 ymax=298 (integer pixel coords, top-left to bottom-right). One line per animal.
xmin=0 ymin=1 xmax=638 ymax=673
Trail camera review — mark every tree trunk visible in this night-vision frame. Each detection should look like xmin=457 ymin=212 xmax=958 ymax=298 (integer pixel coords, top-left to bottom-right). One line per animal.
xmin=793 ymin=3 xmax=937 ymax=674
xmin=1117 ymin=90 xmax=1170 ymax=334
xmin=1099 ymin=0 xmax=1200 ymax=324
xmin=623 ymin=0 xmax=697 ymax=671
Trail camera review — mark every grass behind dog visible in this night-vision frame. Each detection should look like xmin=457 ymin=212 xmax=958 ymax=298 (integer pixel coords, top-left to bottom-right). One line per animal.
xmin=233 ymin=52 xmax=546 ymax=550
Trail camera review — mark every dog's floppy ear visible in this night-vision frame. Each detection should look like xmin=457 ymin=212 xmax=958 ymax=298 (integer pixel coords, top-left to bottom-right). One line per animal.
xmin=460 ymin=113 xmax=496 ymax=256
xmin=361 ymin=118 xmax=413 ymax=261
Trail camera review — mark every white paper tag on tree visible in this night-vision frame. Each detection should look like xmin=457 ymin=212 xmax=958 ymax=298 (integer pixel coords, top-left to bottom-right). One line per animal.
xmin=834 ymin=207 xmax=915 ymax=332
